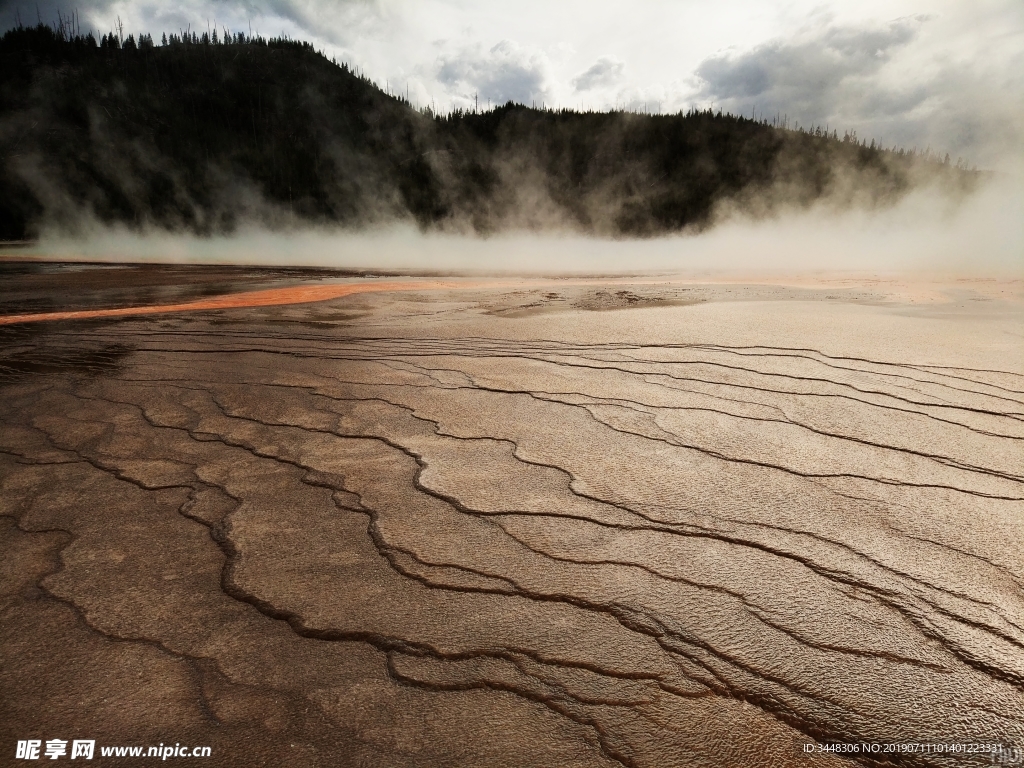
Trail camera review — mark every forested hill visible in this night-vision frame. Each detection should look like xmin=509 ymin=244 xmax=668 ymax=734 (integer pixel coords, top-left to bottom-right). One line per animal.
xmin=0 ymin=24 xmax=977 ymax=240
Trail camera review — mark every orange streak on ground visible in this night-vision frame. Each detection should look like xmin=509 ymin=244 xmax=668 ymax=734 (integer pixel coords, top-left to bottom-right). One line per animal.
xmin=0 ymin=280 xmax=473 ymax=326
xmin=5 ymin=273 xmax=967 ymax=326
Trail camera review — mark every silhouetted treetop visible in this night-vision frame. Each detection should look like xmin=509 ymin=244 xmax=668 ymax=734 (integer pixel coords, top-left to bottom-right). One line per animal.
xmin=0 ymin=24 xmax=977 ymax=240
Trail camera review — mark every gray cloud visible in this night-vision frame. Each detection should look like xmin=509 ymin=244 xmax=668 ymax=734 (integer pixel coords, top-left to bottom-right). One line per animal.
xmin=222 ymin=0 xmax=382 ymax=47
xmin=436 ymin=40 xmax=548 ymax=105
xmin=571 ymin=56 xmax=623 ymax=92
xmin=0 ymin=0 xmax=108 ymax=31
xmin=692 ymin=15 xmax=1022 ymax=162
xmin=695 ymin=17 xmax=925 ymax=120
xmin=0 ymin=0 xmax=376 ymax=48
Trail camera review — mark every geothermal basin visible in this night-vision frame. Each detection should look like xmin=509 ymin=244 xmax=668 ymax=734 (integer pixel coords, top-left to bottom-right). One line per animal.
xmin=1 ymin=262 xmax=1022 ymax=767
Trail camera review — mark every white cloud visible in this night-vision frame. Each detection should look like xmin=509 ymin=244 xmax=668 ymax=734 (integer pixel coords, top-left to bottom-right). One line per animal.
xmin=436 ymin=40 xmax=550 ymax=107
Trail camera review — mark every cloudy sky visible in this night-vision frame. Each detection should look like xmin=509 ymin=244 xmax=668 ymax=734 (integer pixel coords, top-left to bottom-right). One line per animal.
xmin=3 ymin=0 xmax=1022 ymax=164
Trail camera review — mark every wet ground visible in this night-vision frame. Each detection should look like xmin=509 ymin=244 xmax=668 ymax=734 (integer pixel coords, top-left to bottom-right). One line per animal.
xmin=1 ymin=266 xmax=1023 ymax=767
xmin=0 ymin=261 xmax=392 ymax=315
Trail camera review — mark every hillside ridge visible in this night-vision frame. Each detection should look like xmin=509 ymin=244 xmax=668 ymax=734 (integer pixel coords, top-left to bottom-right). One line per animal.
xmin=0 ymin=24 xmax=977 ymax=240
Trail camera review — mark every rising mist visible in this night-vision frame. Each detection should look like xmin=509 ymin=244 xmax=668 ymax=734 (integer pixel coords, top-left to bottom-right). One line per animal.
xmin=0 ymin=23 xmax=987 ymax=248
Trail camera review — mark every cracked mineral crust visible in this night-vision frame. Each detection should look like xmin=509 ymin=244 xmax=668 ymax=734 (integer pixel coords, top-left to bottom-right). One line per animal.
xmin=2 ymin=272 xmax=1022 ymax=767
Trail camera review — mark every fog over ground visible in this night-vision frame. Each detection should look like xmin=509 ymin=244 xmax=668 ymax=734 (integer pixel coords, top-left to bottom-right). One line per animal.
xmin=3 ymin=0 xmax=1020 ymax=274
xmin=22 ymin=169 xmax=1022 ymax=276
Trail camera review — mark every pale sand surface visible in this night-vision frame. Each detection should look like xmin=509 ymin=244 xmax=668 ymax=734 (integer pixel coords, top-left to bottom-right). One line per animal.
xmin=1 ymin=271 xmax=1022 ymax=767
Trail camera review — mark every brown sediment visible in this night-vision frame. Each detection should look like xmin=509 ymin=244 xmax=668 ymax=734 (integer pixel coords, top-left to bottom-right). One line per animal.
xmin=3 ymin=271 xmax=1018 ymax=326
xmin=1 ymin=273 xmax=1022 ymax=767
xmin=0 ymin=280 xmax=469 ymax=325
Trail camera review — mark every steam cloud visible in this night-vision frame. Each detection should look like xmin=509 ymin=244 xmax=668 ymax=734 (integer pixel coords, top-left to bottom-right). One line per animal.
xmin=1 ymin=7 xmax=1020 ymax=278
xmin=21 ymin=168 xmax=1022 ymax=277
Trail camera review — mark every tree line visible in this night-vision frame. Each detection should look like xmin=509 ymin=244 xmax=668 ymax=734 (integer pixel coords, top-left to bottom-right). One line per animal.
xmin=0 ymin=23 xmax=978 ymax=240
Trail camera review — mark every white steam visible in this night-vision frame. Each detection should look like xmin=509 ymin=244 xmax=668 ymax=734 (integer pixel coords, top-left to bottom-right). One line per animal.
xmin=18 ymin=167 xmax=1023 ymax=277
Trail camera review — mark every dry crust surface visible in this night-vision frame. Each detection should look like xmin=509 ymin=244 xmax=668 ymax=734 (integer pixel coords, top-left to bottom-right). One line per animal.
xmin=2 ymin=270 xmax=1022 ymax=767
